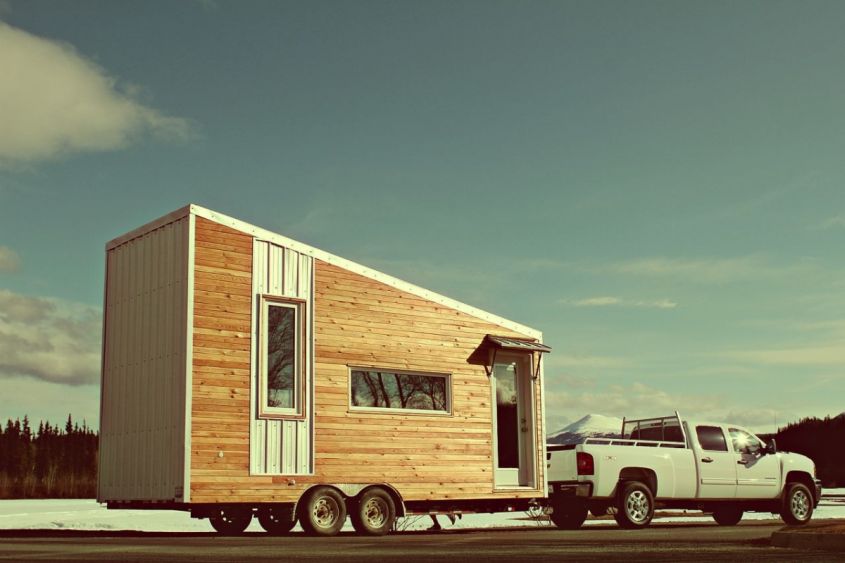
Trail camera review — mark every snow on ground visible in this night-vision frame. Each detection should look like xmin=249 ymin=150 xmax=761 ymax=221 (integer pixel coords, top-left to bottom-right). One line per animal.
xmin=0 ymin=495 xmax=842 ymax=533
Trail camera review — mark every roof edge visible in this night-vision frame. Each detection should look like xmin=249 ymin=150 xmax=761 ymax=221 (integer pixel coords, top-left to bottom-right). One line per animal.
xmin=109 ymin=203 xmax=542 ymax=339
xmin=106 ymin=205 xmax=192 ymax=250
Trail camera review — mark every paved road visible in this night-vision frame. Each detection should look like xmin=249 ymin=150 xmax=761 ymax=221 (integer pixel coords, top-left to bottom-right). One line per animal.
xmin=0 ymin=522 xmax=839 ymax=562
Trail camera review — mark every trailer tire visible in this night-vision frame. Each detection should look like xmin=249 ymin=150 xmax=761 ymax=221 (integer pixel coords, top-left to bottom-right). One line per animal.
xmin=209 ymin=508 xmax=252 ymax=535
xmin=549 ymin=497 xmax=588 ymax=529
xmin=780 ymin=482 xmax=813 ymax=526
xmin=712 ymin=506 xmax=743 ymax=526
xmin=613 ymin=481 xmax=654 ymax=529
xmin=299 ymin=486 xmax=347 ymax=536
xmin=258 ymin=505 xmax=296 ymax=535
xmin=350 ymin=488 xmax=396 ymax=536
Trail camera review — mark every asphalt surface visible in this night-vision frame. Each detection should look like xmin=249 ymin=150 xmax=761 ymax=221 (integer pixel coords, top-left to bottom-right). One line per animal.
xmin=0 ymin=522 xmax=841 ymax=562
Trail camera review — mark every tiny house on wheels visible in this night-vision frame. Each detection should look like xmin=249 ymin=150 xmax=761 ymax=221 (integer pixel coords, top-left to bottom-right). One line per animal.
xmin=98 ymin=205 xmax=551 ymax=536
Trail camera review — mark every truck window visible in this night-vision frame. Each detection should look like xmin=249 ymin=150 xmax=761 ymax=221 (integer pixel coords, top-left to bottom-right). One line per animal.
xmin=729 ymin=428 xmax=763 ymax=455
xmin=695 ymin=426 xmax=728 ymax=451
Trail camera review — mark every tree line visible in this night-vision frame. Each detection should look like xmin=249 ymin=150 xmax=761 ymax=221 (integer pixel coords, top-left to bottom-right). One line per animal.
xmin=0 ymin=415 xmax=97 ymax=498
xmin=766 ymin=413 xmax=845 ymax=488
xmin=0 ymin=412 xmax=842 ymax=498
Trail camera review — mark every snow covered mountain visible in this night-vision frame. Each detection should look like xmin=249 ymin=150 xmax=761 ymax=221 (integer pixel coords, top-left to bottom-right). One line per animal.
xmin=547 ymin=414 xmax=623 ymax=445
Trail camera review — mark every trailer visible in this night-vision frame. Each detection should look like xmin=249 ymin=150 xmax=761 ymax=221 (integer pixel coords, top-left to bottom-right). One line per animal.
xmin=98 ymin=205 xmax=551 ymax=535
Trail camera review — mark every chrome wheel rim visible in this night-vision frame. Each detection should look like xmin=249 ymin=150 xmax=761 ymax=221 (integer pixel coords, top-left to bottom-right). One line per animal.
xmin=791 ymin=490 xmax=810 ymax=520
xmin=313 ymin=497 xmax=339 ymax=528
xmin=626 ymin=490 xmax=650 ymax=523
xmin=363 ymin=497 xmax=388 ymax=528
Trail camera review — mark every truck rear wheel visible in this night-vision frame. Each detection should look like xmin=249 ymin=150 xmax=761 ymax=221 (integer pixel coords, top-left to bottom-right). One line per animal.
xmin=780 ymin=482 xmax=813 ymax=526
xmin=258 ymin=505 xmax=296 ymax=534
xmin=613 ymin=481 xmax=654 ymax=529
xmin=209 ymin=508 xmax=252 ymax=535
xmin=712 ymin=506 xmax=743 ymax=526
xmin=350 ymin=488 xmax=396 ymax=536
xmin=549 ymin=497 xmax=588 ymax=529
xmin=299 ymin=486 xmax=347 ymax=536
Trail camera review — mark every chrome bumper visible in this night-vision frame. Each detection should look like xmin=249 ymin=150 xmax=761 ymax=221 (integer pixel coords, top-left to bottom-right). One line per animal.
xmin=548 ymin=481 xmax=593 ymax=498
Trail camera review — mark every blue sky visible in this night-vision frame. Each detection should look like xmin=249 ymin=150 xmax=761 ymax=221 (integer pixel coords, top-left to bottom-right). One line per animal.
xmin=1 ymin=0 xmax=844 ymax=432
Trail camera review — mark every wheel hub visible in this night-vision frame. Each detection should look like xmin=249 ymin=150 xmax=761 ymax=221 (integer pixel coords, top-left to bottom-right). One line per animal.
xmin=364 ymin=498 xmax=387 ymax=527
xmin=791 ymin=490 xmax=810 ymax=520
xmin=626 ymin=490 xmax=649 ymax=522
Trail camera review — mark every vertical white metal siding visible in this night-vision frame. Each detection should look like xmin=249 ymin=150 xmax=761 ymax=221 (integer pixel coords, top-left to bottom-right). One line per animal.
xmin=98 ymin=218 xmax=189 ymax=502
xmin=250 ymin=240 xmax=314 ymax=475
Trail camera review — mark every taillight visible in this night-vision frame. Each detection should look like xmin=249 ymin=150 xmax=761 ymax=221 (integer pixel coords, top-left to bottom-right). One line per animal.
xmin=577 ymin=452 xmax=594 ymax=475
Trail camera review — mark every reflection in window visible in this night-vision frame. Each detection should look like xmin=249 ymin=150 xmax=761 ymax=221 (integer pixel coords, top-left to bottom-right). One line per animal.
xmin=729 ymin=428 xmax=762 ymax=455
xmin=267 ymin=304 xmax=295 ymax=409
xmin=261 ymin=299 xmax=302 ymax=417
xmin=350 ymin=370 xmax=449 ymax=413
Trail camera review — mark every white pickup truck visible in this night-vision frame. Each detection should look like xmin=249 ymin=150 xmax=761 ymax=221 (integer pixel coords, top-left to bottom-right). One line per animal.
xmin=546 ymin=413 xmax=822 ymax=529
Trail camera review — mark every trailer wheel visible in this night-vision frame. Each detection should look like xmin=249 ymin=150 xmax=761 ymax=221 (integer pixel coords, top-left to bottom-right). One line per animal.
xmin=209 ymin=508 xmax=252 ymax=535
xmin=299 ymin=486 xmax=347 ymax=536
xmin=613 ymin=481 xmax=654 ymax=529
xmin=549 ymin=497 xmax=588 ymax=529
xmin=350 ymin=488 xmax=396 ymax=536
xmin=258 ymin=505 xmax=296 ymax=535
xmin=712 ymin=506 xmax=743 ymax=526
xmin=780 ymin=482 xmax=813 ymax=526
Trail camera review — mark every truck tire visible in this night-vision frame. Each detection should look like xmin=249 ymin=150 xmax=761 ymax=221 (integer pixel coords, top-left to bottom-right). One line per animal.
xmin=258 ymin=505 xmax=296 ymax=534
xmin=712 ymin=506 xmax=743 ymax=526
xmin=549 ymin=497 xmax=588 ymax=529
xmin=299 ymin=486 xmax=347 ymax=536
xmin=350 ymin=488 xmax=396 ymax=536
xmin=613 ymin=481 xmax=654 ymax=529
xmin=209 ymin=508 xmax=252 ymax=535
xmin=780 ymin=482 xmax=813 ymax=526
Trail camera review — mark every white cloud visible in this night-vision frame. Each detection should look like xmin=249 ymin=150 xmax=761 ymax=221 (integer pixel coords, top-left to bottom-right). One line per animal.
xmin=0 ymin=22 xmax=191 ymax=168
xmin=543 ymin=382 xmax=792 ymax=433
xmin=0 ymin=245 xmax=20 ymax=272
xmin=728 ymin=344 xmax=845 ymax=366
xmin=817 ymin=214 xmax=845 ymax=230
xmin=0 ymin=289 xmax=101 ymax=385
xmin=609 ymin=256 xmax=766 ymax=283
xmin=546 ymin=353 xmax=630 ymax=369
xmin=559 ymin=296 xmax=677 ymax=309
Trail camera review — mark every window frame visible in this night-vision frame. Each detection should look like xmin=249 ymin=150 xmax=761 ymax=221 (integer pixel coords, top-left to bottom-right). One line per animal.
xmin=258 ymin=295 xmax=307 ymax=420
xmin=347 ymin=366 xmax=453 ymax=416
xmin=695 ymin=425 xmax=729 ymax=452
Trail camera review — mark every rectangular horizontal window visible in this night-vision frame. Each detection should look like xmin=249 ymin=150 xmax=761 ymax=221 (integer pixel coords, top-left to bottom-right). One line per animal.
xmin=260 ymin=297 xmax=304 ymax=418
xmin=350 ymin=369 xmax=450 ymax=414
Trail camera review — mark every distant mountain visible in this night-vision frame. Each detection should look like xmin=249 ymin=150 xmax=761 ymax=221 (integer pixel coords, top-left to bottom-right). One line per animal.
xmin=547 ymin=414 xmax=623 ymax=445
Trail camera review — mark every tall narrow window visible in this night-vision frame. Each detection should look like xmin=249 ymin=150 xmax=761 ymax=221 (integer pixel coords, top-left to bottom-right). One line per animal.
xmin=260 ymin=297 xmax=304 ymax=417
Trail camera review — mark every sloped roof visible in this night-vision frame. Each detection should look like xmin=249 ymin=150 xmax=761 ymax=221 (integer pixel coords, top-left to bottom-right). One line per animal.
xmin=107 ymin=204 xmax=542 ymax=339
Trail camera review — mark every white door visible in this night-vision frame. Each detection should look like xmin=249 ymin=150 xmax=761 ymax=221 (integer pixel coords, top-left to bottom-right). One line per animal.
xmin=729 ymin=427 xmax=781 ymax=499
xmin=491 ymin=356 xmax=535 ymax=488
xmin=694 ymin=425 xmax=737 ymax=499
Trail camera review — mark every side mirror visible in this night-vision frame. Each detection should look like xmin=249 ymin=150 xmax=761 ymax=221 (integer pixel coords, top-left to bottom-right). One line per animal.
xmin=766 ymin=438 xmax=778 ymax=455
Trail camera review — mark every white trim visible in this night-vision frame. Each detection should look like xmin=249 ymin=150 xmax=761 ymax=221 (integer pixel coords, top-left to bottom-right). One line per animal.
xmin=259 ymin=298 xmax=303 ymax=418
xmin=106 ymin=205 xmax=192 ymax=250
xmin=188 ymin=204 xmax=541 ymax=339
xmin=491 ymin=353 xmax=537 ymax=490
xmin=182 ymin=213 xmax=195 ymax=503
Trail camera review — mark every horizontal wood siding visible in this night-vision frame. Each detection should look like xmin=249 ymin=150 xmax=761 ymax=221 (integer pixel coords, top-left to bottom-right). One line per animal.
xmin=190 ymin=219 xmax=544 ymax=504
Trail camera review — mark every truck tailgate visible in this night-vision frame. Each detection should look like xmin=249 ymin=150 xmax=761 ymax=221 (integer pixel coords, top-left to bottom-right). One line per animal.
xmin=547 ymin=446 xmax=579 ymax=482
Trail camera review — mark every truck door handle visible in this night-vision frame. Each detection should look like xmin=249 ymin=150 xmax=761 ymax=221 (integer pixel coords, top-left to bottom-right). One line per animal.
xmin=737 ymin=460 xmax=748 ymax=465
xmin=701 ymin=457 xmax=714 ymax=463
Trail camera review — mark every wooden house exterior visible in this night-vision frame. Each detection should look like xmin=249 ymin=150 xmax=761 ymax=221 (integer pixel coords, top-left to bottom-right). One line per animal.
xmin=98 ymin=205 xmax=550 ymax=535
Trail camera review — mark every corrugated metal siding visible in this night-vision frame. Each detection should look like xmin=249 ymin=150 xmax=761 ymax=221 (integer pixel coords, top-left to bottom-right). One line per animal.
xmin=98 ymin=218 xmax=189 ymax=502
xmin=250 ymin=241 xmax=313 ymax=475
